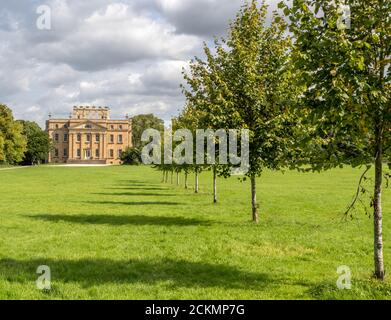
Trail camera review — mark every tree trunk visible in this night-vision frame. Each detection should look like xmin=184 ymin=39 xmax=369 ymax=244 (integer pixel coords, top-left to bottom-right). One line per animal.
xmin=213 ymin=167 xmax=217 ymax=204
xmin=171 ymin=171 xmax=173 ymax=184
xmin=195 ymin=170 xmax=199 ymax=193
xmin=374 ymin=131 xmax=385 ymax=280
xmin=185 ymin=173 xmax=188 ymax=189
xmin=251 ymin=176 xmax=259 ymax=223
xmin=162 ymin=171 xmax=165 ymax=183
xmin=176 ymin=172 xmax=179 ymax=186
xmin=165 ymin=171 xmax=169 ymax=183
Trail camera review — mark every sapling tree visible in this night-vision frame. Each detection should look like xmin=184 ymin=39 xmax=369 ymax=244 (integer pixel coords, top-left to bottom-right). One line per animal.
xmin=281 ymin=0 xmax=390 ymax=279
xmin=172 ymin=104 xmax=206 ymax=193
xmin=184 ymin=1 xmax=298 ymax=222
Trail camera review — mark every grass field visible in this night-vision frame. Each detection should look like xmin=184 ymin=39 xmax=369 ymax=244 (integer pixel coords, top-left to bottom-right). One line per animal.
xmin=0 ymin=165 xmax=390 ymax=300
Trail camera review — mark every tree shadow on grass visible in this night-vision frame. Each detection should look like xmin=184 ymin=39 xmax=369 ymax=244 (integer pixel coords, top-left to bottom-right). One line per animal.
xmin=117 ymin=180 xmax=164 ymax=187
xmin=27 ymin=214 xmax=212 ymax=226
xmin=92 ymin=192 xmax=176 ymax=197
xmin=0 ymin=258 xmax=272 ymax=290
xmin=83 ymin=200 xmax=182 ymax=206
xmin=107 ymin=187 xmax=170 ymax=191
xmin=117 ymin=179 xmax=150 ymax=184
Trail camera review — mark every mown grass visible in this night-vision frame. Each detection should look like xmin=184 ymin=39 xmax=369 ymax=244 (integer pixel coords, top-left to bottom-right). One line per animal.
xmin=0 ymin=165 xmax=390 ymax=300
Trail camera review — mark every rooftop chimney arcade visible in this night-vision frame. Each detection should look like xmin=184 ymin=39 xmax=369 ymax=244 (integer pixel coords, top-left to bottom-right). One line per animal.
xmin=72 ymin=106 xmax=110 ymax=120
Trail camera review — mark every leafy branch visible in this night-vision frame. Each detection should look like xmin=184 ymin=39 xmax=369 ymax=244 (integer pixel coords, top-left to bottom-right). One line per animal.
xmin=344 ymin=166 xmax=372 ymax=219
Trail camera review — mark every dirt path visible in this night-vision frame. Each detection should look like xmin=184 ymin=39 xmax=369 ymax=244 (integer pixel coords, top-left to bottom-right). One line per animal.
xmin=0 ymin=166 xmax=31 ymax=171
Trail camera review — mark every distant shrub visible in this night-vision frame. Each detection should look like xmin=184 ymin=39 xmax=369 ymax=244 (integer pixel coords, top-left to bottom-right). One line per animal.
xmin=121 ymin=147 xmax=141 ymax=165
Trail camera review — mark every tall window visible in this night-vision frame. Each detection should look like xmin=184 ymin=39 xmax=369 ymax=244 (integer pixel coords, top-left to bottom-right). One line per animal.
xmin=118 ymin=149 xmax=123 ymax=158
xmin=77 ymin=149 xmax=81 ymax=157
xmin=110 ymin=149 xmax=114 ymax=158
xmin=54 ymin=149 xmax=59 ymax=157
xmin=95 ymin=149 xmax=100 ymax=158
xmin=118 ymin=134 xmax=123 ymax=144
xmin=86 ymin=134 xmax=91 ymax=142
xmin=54 ymin=133 xmax=59 ymax=142
xmin=77 ymin=134 xmax=81 ymax=142
xmin=119 ymin=125 xmax=123 ymax=130
xmin=63 ymin=149 xmax=68 ymax=157
xmin=110 ymin=134 xmax=114 ymax=143
xmin=95 ymin=134 xmax=100 ymax=142
xmin=64 ymin=133 xmax=68 ymax=142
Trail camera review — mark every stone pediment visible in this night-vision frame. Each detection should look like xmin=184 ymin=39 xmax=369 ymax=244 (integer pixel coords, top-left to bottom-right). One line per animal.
xmin=68 ymin=120 xmax=107 ymax=131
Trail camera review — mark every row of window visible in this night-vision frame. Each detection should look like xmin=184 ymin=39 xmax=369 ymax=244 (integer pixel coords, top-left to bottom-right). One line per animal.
xmin=53 ymin=124 xmax=125 ymax=130
xmin=110 ymin=125 xmax=124 ymax=130
xmin=54 ymin=133 xmax=123 ymax=144
xmin=54 ymin=133 xmax=68 ymax=142
xmin=54 ymin=148 xmax=68 ymax=158
xmin=53 ymin=149 xmax=123 ymax=159
xmin=54 ymin=124 xmax=68 ymax=129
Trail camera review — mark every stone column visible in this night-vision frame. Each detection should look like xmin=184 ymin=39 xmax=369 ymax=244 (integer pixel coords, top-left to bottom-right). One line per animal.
xmin=77 ymin=133 xmax=80 ymax=159
xmin=102 ymin=133 xmax=106 ymax=161
xmin=96 ymin=132 xmax=99 ymax=159
xmin=92 ymin=132 xmax=95 ymax=159
xmin=80 ymin=132 xmax=85 ymax=159
xmin=70 ymin=133 xmax=74 ymax=159
xmin=87 ymin=132 xmax=91 ymax=159
xmin=99 ymin=133 xmax=103 ymax=159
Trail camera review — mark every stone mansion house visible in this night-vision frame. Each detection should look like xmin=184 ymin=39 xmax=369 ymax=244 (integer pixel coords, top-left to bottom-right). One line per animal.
xmin=46 ymin=106 xmax=132 ymax=164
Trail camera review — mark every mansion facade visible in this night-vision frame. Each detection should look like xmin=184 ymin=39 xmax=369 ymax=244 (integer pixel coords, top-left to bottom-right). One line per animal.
xmin=46 ymin=106 xmax=132 ymax=164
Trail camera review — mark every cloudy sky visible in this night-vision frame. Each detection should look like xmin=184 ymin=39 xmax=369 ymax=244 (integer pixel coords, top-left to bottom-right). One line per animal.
xmin=0 ymin=0 xmax=278 ymax=127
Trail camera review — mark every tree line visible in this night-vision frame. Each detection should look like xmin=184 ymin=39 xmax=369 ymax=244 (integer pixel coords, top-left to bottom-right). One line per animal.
xmin=0 ymin=104 xmax=51 ymax=166
xmin=0 ymin=109 xmax=165 ymax=167
xmin=151 ymin=0 xmax=390 ymax=280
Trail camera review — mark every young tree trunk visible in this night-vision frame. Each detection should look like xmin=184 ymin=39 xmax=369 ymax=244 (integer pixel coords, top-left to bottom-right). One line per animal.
xmin=374 ymin=131 xmax=385 ymax=280
xmin=176 ymin=171 xmax=179 ymax=186
xmin=171 ymin=171 xmax=173 ymax=184
xmin=162 ymin=171 xmax=165 ymax=183
xmin=213 ymin=167 xmax=217 ymax=204
xmin=195 ymin=170 xmax=199 ymax=193
xmin=251 ymin=176 xmax=259 ymax=223
xmin=185 ymin=173 xmax=188 ymax=189
xmin=165 ymin=171 xmax=169 ymax=183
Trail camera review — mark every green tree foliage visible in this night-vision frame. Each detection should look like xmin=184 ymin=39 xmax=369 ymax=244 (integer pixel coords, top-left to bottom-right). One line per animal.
xmin=0 ymin=133 xmax=5 ymax=163
xmin=0 ymin=104 xmax=27 ymax=164
xmin=18 ymin=120 xmax=51 ymax=165
xmin=280 ymin=0 xmax=390 ymax=279
xmin=183 ymin=1 xmax=298 ymax=222
xmin=172 ymin=104 xmax=206 ymax=193
xmin=132 ymin=114 xmax=165 ymax=149
xmin=121 ymin=147 xmax=142 ymax=165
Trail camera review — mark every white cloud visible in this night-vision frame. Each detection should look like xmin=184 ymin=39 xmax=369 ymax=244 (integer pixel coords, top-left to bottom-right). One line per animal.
xmin=26 ymin=106 xmax=40 ymax=113
xmin=30 ymin=2 xmax=200 ymax=71
xmin=0 ymin=0 xmax=280 ymax=128
xmin=156 ymin=0 xmax=243 ymax=36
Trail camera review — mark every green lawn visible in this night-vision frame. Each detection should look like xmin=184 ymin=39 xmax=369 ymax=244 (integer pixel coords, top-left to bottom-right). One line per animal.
xmin=0 ymin=165 xmax=390 ymax=300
